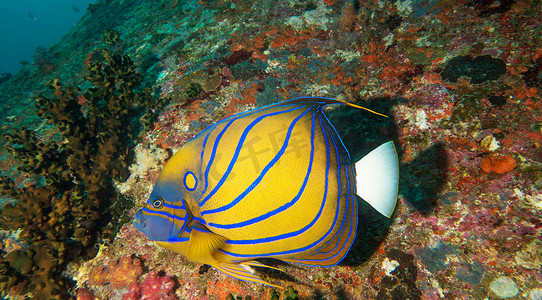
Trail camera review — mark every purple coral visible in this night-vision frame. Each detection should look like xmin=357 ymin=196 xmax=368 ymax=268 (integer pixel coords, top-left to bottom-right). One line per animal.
xmin=122 ymin=271 xmax=176 ymax=300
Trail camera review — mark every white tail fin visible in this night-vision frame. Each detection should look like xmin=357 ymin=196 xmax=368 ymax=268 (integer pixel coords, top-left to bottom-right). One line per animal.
xmin=355 ymin=141 xmax=399 ymax=218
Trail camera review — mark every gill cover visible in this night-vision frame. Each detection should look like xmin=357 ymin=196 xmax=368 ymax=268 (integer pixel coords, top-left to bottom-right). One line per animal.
xmin=133 ymin=180 xmax=193 ymax=241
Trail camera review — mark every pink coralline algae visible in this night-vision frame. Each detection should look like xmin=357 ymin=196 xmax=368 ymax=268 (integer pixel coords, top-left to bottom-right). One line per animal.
xmin=88 ymin=255 xmax=143 ymax=289
xmin=122 ymin=271 xmax=176 ymax=300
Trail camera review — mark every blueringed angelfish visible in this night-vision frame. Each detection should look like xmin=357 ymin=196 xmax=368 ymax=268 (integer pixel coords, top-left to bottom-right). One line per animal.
xmin=133 ymin=97 xmax=399 ymax=288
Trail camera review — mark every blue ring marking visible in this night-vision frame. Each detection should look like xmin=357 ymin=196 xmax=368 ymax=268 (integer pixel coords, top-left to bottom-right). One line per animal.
xmin=146 ymin=198 xmax=185 ymax=210
xmin=164 ymin=100 xmax=352 ymax=257
xmin=221 ymin=111 xmax=335 ymax=247
xmin=200 ymin=110 xmax=255 ymax=195
xmin=321 ymin=108 xmax=351 ymax=162
xmin=200 ymin=105 xmax=304 ymax=207
xmin=194 ymin=97 xmax=322 ymax=153
xmin=290 ymin=194 xmax=356 ymax=266
xmin=302 ymin=115 xmax=345 ymax=257
xmin=140 ymin=207 xmax=188 ymax=222
xmin=163 ymin=202 xmax=185 ymax=210
xmin=207 ymin=107 xmax=314 ymax=228
xmin=140 ymin=199 xmax=190 ymax=222
xmin=341 ymin=193 xmax=358 ymax=262
xmin=192 ymin=96 xmax=338 ymax=166
xmin=196 ymin=103 xmax=274 ymax=195
xmin=198 ymin=98 xmax=332 ymax=199
xmin=202 ymin=107 xmax=311 ymax=216
xmin=184 ymin=171 xmax=198 ymax=191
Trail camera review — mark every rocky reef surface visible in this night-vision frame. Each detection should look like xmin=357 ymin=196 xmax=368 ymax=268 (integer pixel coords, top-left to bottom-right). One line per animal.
xmin=0 ymin=0 xmax=540 ymax=299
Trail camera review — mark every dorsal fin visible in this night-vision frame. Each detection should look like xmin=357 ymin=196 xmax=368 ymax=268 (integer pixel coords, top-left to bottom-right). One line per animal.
xmin=276 ymin=97 xmax=389 ymax=118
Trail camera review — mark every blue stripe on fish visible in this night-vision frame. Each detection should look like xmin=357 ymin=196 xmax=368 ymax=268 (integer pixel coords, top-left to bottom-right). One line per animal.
xmin=200 ymin=105 xmax=304 ymax=206
xmin=202 ymin=107 xmax=312 ymax=218
xmin=199 ymin=102 xmax=304 ymax=196
xmin=224 ymin=109 xmax=328 ymax=245
xmin=140 ymin=207 xmax=184 ymax=221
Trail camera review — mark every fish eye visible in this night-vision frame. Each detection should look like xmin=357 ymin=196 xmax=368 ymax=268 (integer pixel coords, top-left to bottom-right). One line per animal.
xmin=152 ymin=197 xmax=164 ymax=209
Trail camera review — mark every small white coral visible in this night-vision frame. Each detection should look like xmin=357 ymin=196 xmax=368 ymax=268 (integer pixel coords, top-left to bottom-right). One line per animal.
xmin=480 ymin=134 xmax=500 ymax=152
xmin=415 ymin=109 xmax=429 ymax=130
xmin=382 ymin=257 xmax=400 ymax=275
xmin=490 ymin=276 xmax=519 ymax=299
xmin=116 ymin=143 xmax=168 ymax=194
xmin=285 ymin=2 xmax=332 ymax=30
xmin=514 ymin=188 xmax=542 ymax=211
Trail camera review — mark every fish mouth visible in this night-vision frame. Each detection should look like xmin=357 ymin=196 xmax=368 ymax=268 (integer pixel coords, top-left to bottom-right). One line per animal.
xmin=133 ymin=211 xmax=146 ymax=229
xmin=133 ymin=218 xmax=145 ymax=227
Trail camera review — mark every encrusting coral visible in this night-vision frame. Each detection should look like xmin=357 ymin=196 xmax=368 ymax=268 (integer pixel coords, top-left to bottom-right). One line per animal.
xmin=0 ymin=49 xmax=167 ymax=299
xmin=122 ymin=271 xmax=176 ymax=300
xmin=87 ymin=255 xmax=143 ymax=289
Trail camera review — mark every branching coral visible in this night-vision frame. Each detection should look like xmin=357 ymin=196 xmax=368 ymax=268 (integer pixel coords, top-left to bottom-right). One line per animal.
xmin=0 ymin=49 xmax=167 ymax=298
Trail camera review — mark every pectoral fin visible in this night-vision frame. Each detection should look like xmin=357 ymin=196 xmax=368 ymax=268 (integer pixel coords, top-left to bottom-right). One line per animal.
xmin=187 ymin=227 xmax=227 ymax=264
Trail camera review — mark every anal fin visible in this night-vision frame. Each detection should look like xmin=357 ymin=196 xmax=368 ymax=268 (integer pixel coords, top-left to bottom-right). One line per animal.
xmin=243 ymin=260 xmax=284 ymax=272
xmin=215 ymin=262 xmax=283 ymax=289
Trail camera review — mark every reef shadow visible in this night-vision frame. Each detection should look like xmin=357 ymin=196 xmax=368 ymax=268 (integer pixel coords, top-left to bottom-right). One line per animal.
xmin=327 ymin=97 xmax=449 ymax=266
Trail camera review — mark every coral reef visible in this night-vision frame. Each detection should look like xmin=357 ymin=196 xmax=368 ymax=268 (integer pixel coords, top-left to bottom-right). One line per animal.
xmin=122 ymin=271 xmax=176 ymax=300
xmin=226 ymin=285 xmax=299 ymax=300
xmin=0 ymin=49 xmax=166 ymax=298
xmin=0 ymin=0 xmax=541 ymax=298
xmin=87 ymin=255 xmax=143 ymax=289
xmin=480 ymin=154 xmax=517 ymax=174
xmin=0 ymin=73 xmax=11 ymax=86
xmin=376 ymin=249 xmax=422 ymax=300
xmin=440 ymin=55 xmax=507 ymax=84
xmin=75 ymin=0 xmax=541 ymax=298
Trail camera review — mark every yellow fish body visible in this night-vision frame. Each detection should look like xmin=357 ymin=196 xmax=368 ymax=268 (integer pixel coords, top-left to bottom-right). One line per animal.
xmin=134 ymin=97 xmax=399 ymax=287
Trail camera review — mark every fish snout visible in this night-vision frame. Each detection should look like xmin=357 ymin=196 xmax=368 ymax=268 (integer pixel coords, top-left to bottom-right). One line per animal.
xmin=133 ymin=210 xmax=146 ymax=229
